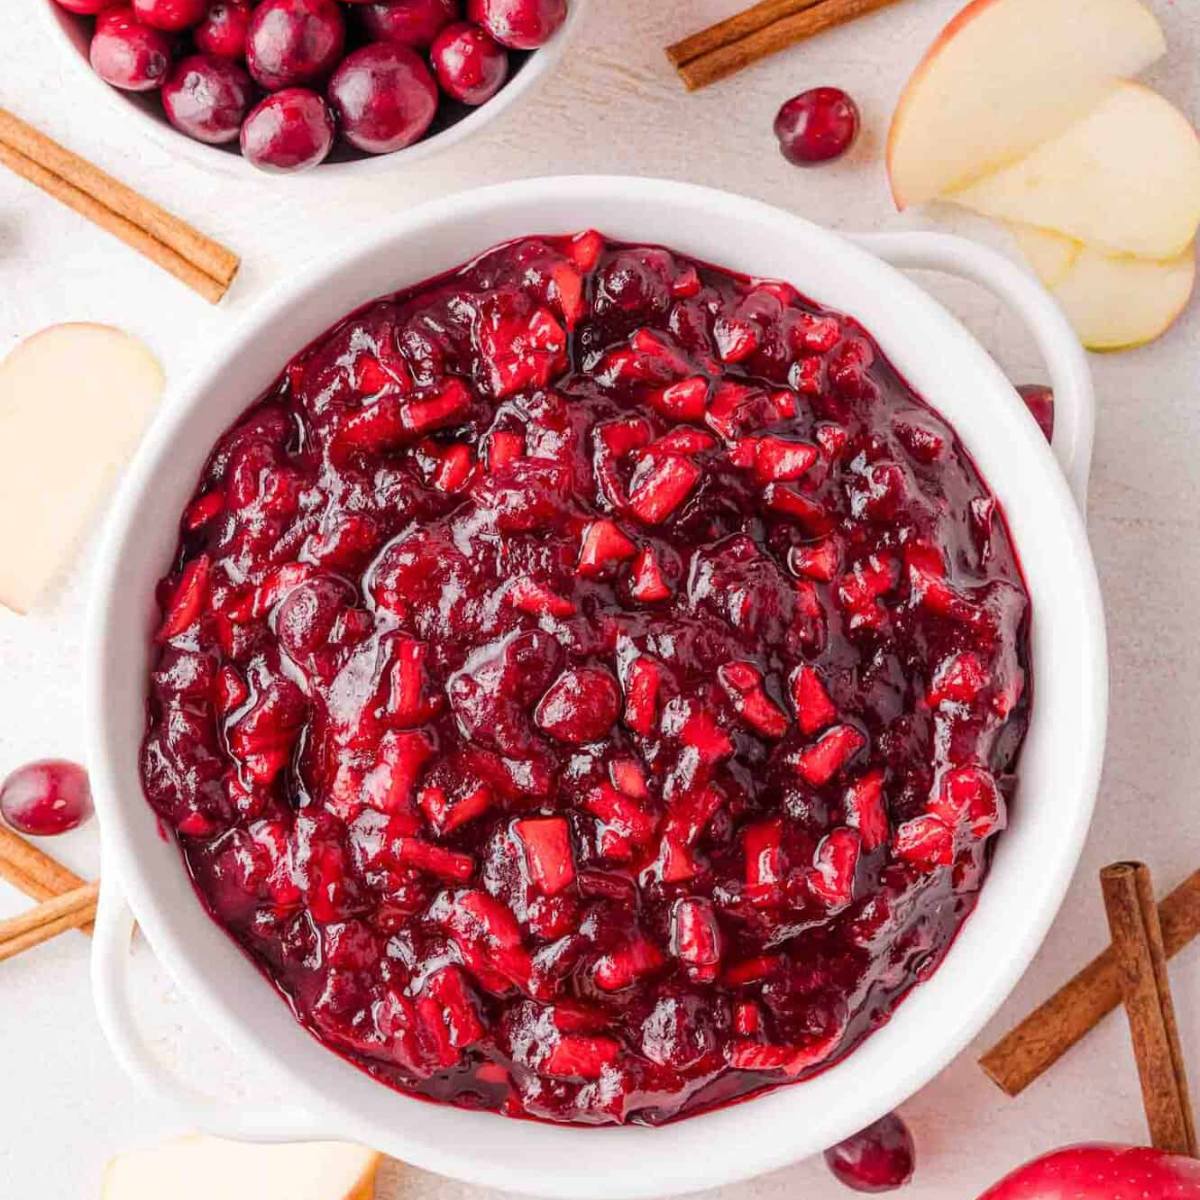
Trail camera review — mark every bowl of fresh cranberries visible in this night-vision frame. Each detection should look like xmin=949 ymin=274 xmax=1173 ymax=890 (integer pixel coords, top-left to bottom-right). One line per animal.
xmin=85 ymin=177 xmax=1106 ymax=1197
xmin=39 ymin=0 xmax=584 ymax=174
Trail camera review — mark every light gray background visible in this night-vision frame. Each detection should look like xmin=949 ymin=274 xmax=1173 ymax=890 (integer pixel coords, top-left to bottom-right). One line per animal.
xmin=1 ymin=1 xmax=1197 ymax=1195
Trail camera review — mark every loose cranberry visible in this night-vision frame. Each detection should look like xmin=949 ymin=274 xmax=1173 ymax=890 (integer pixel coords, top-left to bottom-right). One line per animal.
xmin=246 ymin=0 xmax=346 ymax=91
xmin=241 ymin=87 xmax=335 ymax=172
xmin=824 ymin=1113 xmax=916 ymax=1193
xmin=466 ymin=0 xmax=565 ymax=49
xmin=132 ymin=0 xmax=207 ymax=31
xmin=54 ymin=0 xmax=120 ymax=13
xmin=327 ymin=43 xmax=438 ymax=154
xmin=1017 ymin=384 xmax=1054 ymax=442
xmin=162 ymin=54 xmax=254 ymax=144
xmin=0 ymin=761 xmax=93 ymax=837
xmin=774 ymin=87 xmax=860 ymax=166
xmin=194 ymin=1 xmax=253 ymax=59
xmin=89 ymin=8 xmax=173 ymax=91
xmin=359 ymin=0 xmax=459 ymax=48
xmin=431 ymin=22 xmax=508 ymax=106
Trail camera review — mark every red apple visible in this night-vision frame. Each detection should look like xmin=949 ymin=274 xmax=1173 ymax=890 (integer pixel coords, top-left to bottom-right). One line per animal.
xmin=977 ymin=1143 xmax=1200 ymax=1200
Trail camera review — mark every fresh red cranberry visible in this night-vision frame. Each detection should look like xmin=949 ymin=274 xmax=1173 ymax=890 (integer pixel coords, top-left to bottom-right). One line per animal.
xmin=246 ymin=0 xmax=346 ymax=91
xmin=241 ymin=87 xmax=335 ymax=172
xmin=1017 ymin=384 xmax=1054 ymax=442
xmin=466 ymin=0 xmax=565 ymax=49
xmin=431 ymin=22 xmax=508 ymax=106
xmin=359 ymin=0 xmax=459 ymax=48
xmin=162 ymin=54 xmax=254 ymax=144
xmin=824 ymin=1113 xmax=916 ymax=1193
xmin=142 ymin=234 xmax=1030 ymax=1126
xmin=774 ymin=87 xmax=860 ymax=166
xmin=54 ymin=0 xmax=120 ymax=13
xmin=0 ymin=760 xmax=93 ymax=837
xmin=132 ymin=0 xmax=207 ymax=31
xmin=89 ymin=8 xmax=173 ymax=91
xmin=194 ymin=0 xmax=253 ymax=59
xmin=327 ymin=43 xmax=438 ymax=154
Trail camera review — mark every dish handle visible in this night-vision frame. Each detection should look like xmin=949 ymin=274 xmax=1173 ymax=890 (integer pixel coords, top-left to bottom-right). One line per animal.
xmin=851 ymin=231 xmax=1095 ymax=510
xmin=91 ymin=873 xmax=331 ymax=1143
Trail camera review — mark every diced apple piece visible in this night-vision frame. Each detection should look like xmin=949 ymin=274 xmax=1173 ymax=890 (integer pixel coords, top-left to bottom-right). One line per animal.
xmin=950 ymin=83 xmax=1200 ymax=259
xmin=1008 ymin=223 xmax=1081 ymax=287
xmin=887 ymin=0 xmax=1165 ymax=207
xmin=0 ymin=324 xmax=163 ymax=613
xmin=1048 ymin=241 xmax=1194 ymax=351
xmin=102 ymin=1137 xmax=380 ymax=1200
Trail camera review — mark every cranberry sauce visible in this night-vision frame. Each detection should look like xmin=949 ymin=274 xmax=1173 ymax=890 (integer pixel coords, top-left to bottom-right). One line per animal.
xmin=140 ymin=232 xmax=1031 ymax=1126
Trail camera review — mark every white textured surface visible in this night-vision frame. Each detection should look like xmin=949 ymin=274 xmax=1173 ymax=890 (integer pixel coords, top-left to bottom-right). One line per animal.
xmin=0 ymin=1 xmax=1197 ymax=1197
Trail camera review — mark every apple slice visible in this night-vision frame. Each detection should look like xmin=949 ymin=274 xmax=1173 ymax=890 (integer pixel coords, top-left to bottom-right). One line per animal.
xmin=887 ymin=0 xmax=1165 ymax=208
xmin=0 ymin=324 xmax=163 ymax=614
xmin=950 ymin=82 xmax=1200 ymax=260
xmin=1008 ymin=222 xmax=1080 ymax=287
xmin=102 ymin=1137 xmax=380 ymax=1200
xmin=1014 ymin=224 xmax=1195 ymax=350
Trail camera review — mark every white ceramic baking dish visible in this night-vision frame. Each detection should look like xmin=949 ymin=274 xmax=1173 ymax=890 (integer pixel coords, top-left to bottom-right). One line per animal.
xmin=37 ymin=0 xmax=589 ymax=179
xmin=85 ymin=176 xmax=1107 ymax=1199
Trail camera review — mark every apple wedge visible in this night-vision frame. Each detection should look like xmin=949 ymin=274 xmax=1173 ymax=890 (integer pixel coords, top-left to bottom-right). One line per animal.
xmin=1013 ymin=224 xmax=1195 ymax=350
xmin=1008 ymin=223 xmax=1081 ymax=287
xmin=887 ymin=0 xmax=1165 ymax=208
xmin=102 ymin=1137 xmax=380 ymax=1200
xmin=950 ymin=82 xmax=1200 ymax=259
xmin=0 ymin=324 xmax=163 ymax=614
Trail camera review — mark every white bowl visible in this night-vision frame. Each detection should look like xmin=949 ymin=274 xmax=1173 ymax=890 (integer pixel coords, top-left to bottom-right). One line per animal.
xmin=37 ymin=0 xmax=587 ymax=178
xmin=85 ymin=176 xmax=1107 ymax=1199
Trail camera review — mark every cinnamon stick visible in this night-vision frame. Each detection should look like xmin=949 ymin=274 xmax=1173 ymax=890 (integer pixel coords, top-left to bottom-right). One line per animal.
xmin=667 ymin=0 xmax=827 ymax=65
xmin=980 ymin=867 xmax=1200 ymax=1095
xmin=0 ymin=825 xmax=93 ymax=936
xmin=667 ymin=0 xmax=907 ymax=91
xmin=0 ymin=882 xmax=100 ymax=963
xmin=0 ymin=108 xmax=238 ymax=303
xmin=1101 ymin=862 xmax=1197 ymax=1155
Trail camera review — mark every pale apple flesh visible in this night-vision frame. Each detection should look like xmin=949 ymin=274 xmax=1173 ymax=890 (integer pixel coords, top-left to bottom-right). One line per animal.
xmin=976 ymin=1143 xmax=1200 ymax=1200
xmin=0 ymin=323 xmax=163 ymax=614
xmin=101 ymin=1137 xmax=381 ymax=1200
xmin=1009 ymin=223 xmax=1080 ymax=287
xmin=1012 ymin=223 xmax=1195 ymax=350
xmin=949 ymin=82 xmax=1200 ymax=260
xmin=886 ymin=0 xmax=1165 ymax=208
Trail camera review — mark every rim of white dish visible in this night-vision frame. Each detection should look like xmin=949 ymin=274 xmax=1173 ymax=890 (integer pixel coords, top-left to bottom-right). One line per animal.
xmin=35 ymin=0 xmax=589 ymax=180
xmin=85 ymin=176 xmax=1107 ymax=1199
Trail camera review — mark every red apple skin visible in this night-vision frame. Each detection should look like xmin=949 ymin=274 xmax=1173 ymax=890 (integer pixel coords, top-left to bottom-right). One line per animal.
xmin=977 ymin=1144 xmax=1200 ymax=1200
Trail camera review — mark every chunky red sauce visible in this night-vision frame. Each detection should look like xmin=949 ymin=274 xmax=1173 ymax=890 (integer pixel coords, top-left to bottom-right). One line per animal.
xmin=140 ymin=232 xmax=1030 ymax=1125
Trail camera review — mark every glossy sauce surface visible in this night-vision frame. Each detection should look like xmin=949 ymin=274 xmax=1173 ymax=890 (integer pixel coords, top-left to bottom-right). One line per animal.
xmin=140 ymin=232 xmax=1031 ymax=1125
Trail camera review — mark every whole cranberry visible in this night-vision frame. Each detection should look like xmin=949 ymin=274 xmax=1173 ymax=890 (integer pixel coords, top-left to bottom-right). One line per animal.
xmin=431 ymin=22 xmax=508 ymax=105
xmin=194 ymin=1 xmax=253 ymax=58
xmin=467 ymin=0 xmax=565 ymax=49
xmin=89 ymin=8 xmax=172 ymax=91
xmin=241 ymin=87 xmax=335 ymax=172
xmin=360 ymin=0 xmax=459 ymax=48
xmin=0 ymin=760 xmax=93 ymax=838
xmin=246 ymin=0 xmax=346 ymax=91
xmin=54 ymin=0 xmax=121 ymax=13
xmin=1017 ymin=383 xmax=1054 ymax=442
xmin=132 ymin=0 xmax=207 ymax=30
xmin=327 ymin=43 xmax=438 ymax=154
xmin=162 ymin=54 xmax=254 ymax=143
xmin=824 ymin=1112 xmax=915 ymax=1193
xmin=774 ymin=87 xmax=859 ymax=167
